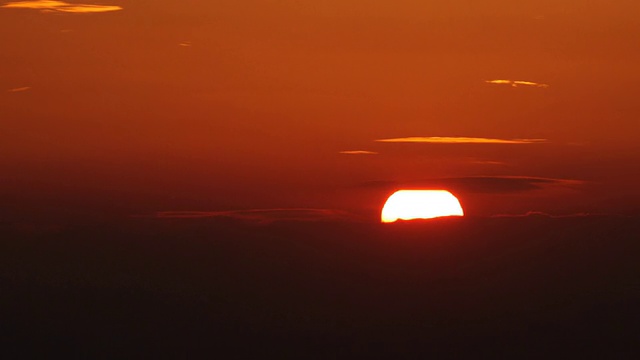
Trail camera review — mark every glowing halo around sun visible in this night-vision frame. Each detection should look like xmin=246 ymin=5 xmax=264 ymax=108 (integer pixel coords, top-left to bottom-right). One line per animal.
xmin=381 ymin=190 xmax=464 ymax=223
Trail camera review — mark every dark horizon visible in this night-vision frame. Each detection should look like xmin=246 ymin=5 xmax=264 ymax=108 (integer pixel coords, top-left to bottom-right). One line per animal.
xmin=3 ymin=215 xmax=640 ymax=357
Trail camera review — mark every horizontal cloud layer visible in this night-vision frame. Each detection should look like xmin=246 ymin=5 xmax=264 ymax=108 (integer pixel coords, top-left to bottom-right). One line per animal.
xmin=339 ymin=150 xmax=379 ymax=155
xmin=375 ymin=137 xmax=546 ymax=144
xmin=358 ymin=176 xmax=584 ymax=194
xmin=1 ymin=1 xmax=122 ymax=13
xmin=485 ymin=80 xmax=549 ymax=88
xmin=491 ymin=211 xmax=596 ymax=218
xmin=151 ymin=209 xmax=355 ymax=223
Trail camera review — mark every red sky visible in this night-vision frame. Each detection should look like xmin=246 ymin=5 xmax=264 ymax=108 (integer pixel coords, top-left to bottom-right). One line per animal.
xmin=1 ymin=1 xmax=640 ymax=219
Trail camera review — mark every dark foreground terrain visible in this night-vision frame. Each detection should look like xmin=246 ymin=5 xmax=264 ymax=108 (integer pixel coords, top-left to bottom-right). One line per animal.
xmin=2 ymin=216 xmax=639 ymax=358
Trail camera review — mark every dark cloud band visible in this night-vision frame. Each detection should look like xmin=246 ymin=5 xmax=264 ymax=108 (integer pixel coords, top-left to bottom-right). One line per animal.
xmin=151 ymin=209 xmax=355 ymax=223
xmin=358 ymin=176 xmax=584 ymax=194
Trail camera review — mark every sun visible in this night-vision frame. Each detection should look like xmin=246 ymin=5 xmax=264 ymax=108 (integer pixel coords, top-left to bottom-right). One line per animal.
xmin=381 ymin=190 xmax=464 ymax=223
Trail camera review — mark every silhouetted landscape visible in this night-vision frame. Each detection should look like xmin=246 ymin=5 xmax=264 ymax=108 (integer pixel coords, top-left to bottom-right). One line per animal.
xmin=2 ymin=215 xmax=639 ymax=357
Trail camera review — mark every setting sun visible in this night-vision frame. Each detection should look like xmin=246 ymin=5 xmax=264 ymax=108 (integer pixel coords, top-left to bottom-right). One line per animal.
xmin=381 ymin=190 xmax=464 ymax=223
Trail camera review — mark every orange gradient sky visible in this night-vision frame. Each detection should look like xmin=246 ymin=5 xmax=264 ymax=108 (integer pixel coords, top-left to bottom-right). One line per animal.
xmin=1 ymin=0 xmax=640 ymax=219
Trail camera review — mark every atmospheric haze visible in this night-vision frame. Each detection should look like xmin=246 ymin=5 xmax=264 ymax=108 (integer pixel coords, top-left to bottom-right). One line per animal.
xmin=2 ymin=0 xmax=640 ymax=357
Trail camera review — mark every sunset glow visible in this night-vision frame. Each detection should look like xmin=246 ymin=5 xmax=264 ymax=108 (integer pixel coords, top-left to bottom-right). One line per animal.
xmin=381 ymin=190 xmax=464 ymax=223
xmin=1 ymin=0 xmax=639 ymax=219
xmin=2 ymin=1 xmax=640 ymax=355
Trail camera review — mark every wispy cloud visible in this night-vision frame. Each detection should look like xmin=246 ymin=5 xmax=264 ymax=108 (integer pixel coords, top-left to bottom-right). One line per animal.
xmin=149 ymin=209 xmax=356 ymax=223
xmin=178 ymin=41 xmax=192 ymax=47
xmin=358 ymin=176 xmax=585 ymax=194
xmin=7 ymin=86 xmax=31 ymax=92
xmin=375 ymin=137 xmax=547 ymax=144
xmin=1 ymin=1 xmax=122 ymax=13
xmin=469 ymin=160 xmax=508 ymax=166
xmin=485 ymin=80 xmax=549 ymax=88
xmin=491 ymin=211 xmax=598 ymax=218
xmin=339 ymin=150 xmax=379 ymax=155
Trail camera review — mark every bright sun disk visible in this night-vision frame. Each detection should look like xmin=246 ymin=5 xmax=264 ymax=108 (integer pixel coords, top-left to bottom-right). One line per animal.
xmin=381 ymin=190 xmax=464 ymax=223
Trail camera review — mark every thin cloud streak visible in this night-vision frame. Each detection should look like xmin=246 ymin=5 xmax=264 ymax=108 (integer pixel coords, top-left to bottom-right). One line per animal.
xmin=7 ymin=86 xmax=31 ymax=92
xmin=375 ymin=137 xmax=547 ymax=144
xmin=54 ymin=5 xmax=122 ymax=13
xmin=470 ymin=160 xmax=508 ymax=166
xmin=1 ymin=1 xmax=122 ymax=13
xmin=339 ymin=150 xmax=379 ymax=155
xmin=491 ymin=211 xmax=601 ymax=218
xmin=485 ymin=79 xmax=549 ymax=88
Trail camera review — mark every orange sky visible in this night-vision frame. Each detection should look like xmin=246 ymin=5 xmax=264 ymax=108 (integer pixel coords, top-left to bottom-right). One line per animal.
xmin=1 ymin=1 xmax=640 ymax=219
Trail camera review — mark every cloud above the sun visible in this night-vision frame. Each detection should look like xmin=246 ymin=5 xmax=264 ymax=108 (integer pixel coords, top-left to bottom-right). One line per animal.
xmin=485 ymin=80 xmax=549 ymax=88
xmin=375 ymin=137 xmax=547 ymax=144
xmin=339 ymin=150 xmax=379 ymax=155
xmin=358 ymin=176 xmax=585 ymax=194
xmin=1 ymin=1 xmax=122 ymax=13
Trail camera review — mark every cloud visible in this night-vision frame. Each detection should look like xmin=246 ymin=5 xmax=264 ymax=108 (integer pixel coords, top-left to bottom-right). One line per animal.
xmin=339 ymin=150 xmax=379 ymax=155
xmin=1 ymin=1 xmax=122 ymax=13
xmin=375 ymin=137 xmax=546 ymax=144
xmin=358 ymin=176 xmax=585 ymax=194
xmin=491 ymin=211 xmax=599 ymax=218
xmin=485 ymin=80 xmax=549 ymax=88
xmin=149 ymin=209 xmax=357 ymax=223
xmin=469 ymin=160 xmax=508 ymax=166
xmin=7 ymin=86 xmax=31 ymax=92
